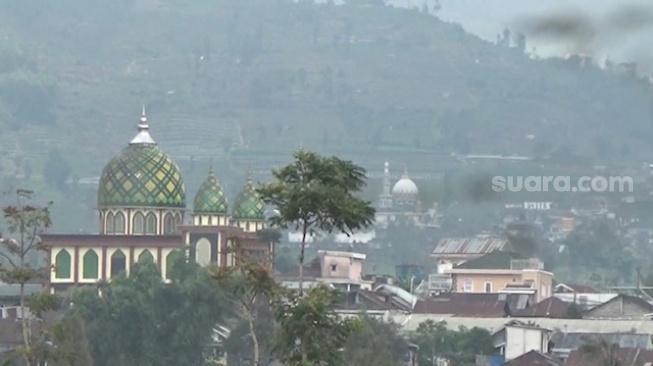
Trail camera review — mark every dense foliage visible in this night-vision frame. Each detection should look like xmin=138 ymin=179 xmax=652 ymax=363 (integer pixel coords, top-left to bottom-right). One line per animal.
xmin=63 ymin=252 xmax=224 ymax=366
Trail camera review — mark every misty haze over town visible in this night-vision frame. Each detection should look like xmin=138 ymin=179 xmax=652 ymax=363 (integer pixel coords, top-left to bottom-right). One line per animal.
xmin=1 ymin=1 xmax=653 ymax=365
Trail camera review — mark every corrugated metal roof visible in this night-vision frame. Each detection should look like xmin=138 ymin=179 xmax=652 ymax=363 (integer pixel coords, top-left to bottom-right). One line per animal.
xmin=431 ymin=237 xmax=510 ymax=256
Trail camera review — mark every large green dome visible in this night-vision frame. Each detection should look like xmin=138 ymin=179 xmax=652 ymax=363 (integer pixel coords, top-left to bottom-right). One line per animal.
xmin=232 ymin=173 xmax=265 ymax=220
xmin=193 ymin=169 xmax=228 ymax=214
xmin=97 ymin=111 xmax=186 ymax=208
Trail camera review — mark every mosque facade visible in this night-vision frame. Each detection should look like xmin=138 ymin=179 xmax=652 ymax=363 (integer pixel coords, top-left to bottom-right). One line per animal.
xmin=42 ymin=109 xmax=273 ymax=293
xmin=375 ymin=161 xmax=438 ymax=228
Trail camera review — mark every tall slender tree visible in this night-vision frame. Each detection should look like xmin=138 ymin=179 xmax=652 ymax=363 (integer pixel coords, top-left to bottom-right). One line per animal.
xmin=256 ymin=149 xmax=375 ymax=295
xmin=211 ymin=237 xmax=278 ymax=366
xmin=0 ymin=189 xmax=57 ymax=366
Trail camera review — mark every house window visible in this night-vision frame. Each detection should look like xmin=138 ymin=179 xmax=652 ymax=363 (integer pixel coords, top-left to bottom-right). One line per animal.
xmin=331 ymin=264 xmax=337 ymax=272
xmin=82 ymin=250 xmax=99 ymax=279
xmin=463 ymin=279 xmax=473 ymax=292
xmin=484 ymin=281 xmax=492 ymax=293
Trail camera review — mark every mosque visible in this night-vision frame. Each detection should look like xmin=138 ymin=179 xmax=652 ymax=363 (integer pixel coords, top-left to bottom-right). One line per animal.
xmin=375 ymin=161 xmax=439 ymax=229
xmin=42 ymin=109 xmax=274 ymax=294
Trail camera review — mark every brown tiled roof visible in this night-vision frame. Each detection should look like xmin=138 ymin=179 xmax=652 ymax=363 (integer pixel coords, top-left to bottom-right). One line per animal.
xmin=565 ymin=348 xmax=653 ymax=366
xmin=41 ymin=234 xmax=183 ymax=248
xmin=514 ymin=297 xmax=572 ymax=318
xmin=505 ymin=350 xmax=563 ymax=366
xmin=413 ymin=293 xmax=529 ymax=317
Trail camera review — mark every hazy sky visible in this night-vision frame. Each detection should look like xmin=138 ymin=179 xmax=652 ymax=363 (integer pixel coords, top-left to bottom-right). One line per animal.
xmin=388 ymin=0 xmax=653 ymax=74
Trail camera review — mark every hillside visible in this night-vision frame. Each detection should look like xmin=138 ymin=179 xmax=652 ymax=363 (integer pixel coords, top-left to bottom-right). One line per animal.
xmin=0 ymin=0 xmax=652 ymax=231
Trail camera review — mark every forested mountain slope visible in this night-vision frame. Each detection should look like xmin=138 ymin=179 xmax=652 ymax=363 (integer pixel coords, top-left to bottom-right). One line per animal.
xmin=0 ymin=0 xmax=651 ymax=179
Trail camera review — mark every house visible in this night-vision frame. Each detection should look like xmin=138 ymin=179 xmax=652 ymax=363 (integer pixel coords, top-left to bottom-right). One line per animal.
xmin=554 ymin=292 xmax=619 ymax=309
xmin=443 ymin=251 xmax=554 ymax=302
xmin=513 ymin=297 xmax=576 ymax=319
xmin=503 ymin=350 xmax=563 ymax=366
xmin=550 ymin=332 xmax=653 ymax=360
xmin=492 ymin=320 xmax=553 ymax=362
xmin=430 ymin=236 xmax=511 ymax=273
xmin=412 ymin=293 xmax=530 ymax=317
xmin=565 ymin=347 xmax=653 ymax=366
xmin=584 ymin=294 xmax=653 ymax=319
xmin=276 ymin=251 xmax=373 ymax=292
xmin=555 ymin=283 xmax=598 ymax=294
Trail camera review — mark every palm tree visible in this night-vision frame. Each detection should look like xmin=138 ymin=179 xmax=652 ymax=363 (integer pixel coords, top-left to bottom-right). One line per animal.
xmin=579 ymin=337 xmax=621 ymax=366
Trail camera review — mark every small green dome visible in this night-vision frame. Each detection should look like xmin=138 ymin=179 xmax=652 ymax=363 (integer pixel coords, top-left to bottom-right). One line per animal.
xmin=193 ymin=170 xmax=228 ymax=214
xmin=97 ymin=111 xmax=186 ymax=208
xmin=232 ymin=173 xmax=265 ymax=220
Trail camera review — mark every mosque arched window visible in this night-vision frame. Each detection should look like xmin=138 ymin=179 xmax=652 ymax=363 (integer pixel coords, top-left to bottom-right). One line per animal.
xmin=133 ymin=212 xmax=145 ymax=235
xmin=106 ymin=212 xmax=115 ymax=234
xmin=114 ymin=212 xmax=125 ymax=234
xmin=164 ymin=213 xmax=175 ymax=234
xmin=110 ymin=250 xmax=127 ymax=277
xmin=138 ymin=250 xmax=154 ymax=263
xmin=54 ymin=250 xmax=71 ymax=279
xmin=83 ymin=250 xmax=99 ymax=279
xmin=145 ymin=213 xmax=157 ymax=235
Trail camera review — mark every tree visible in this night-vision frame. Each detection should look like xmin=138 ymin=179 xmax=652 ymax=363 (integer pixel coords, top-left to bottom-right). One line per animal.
xmin=0 ymin=189 xmax=58 ymax=366
xmin=211 ymin=238 xmax=278 ymax=366
xmin=69 ymin=252 xmax=225 ymax=366
xmin=342 ymin=316 xmax=408 ymax=366
xmin=271 ymin=284 xmax=359 ymax=366
xmin=257 ymin=149 xmax=375 ymax=295
xmin=411 ymin=320 xmax=494 ymax=366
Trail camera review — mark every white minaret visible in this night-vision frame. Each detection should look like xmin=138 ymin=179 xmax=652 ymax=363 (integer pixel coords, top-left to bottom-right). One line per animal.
xmin=379 ymin=161 xmax=393 ymax=209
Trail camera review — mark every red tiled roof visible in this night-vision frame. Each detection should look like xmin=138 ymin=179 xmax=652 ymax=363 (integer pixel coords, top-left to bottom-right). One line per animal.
xmin=413 ymin=293 xmax=525 ymax=317
xmin=565 ymin=348 xmax=653 ymax=366
xmin=514 ymin=297 xmax=572 ymax=318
